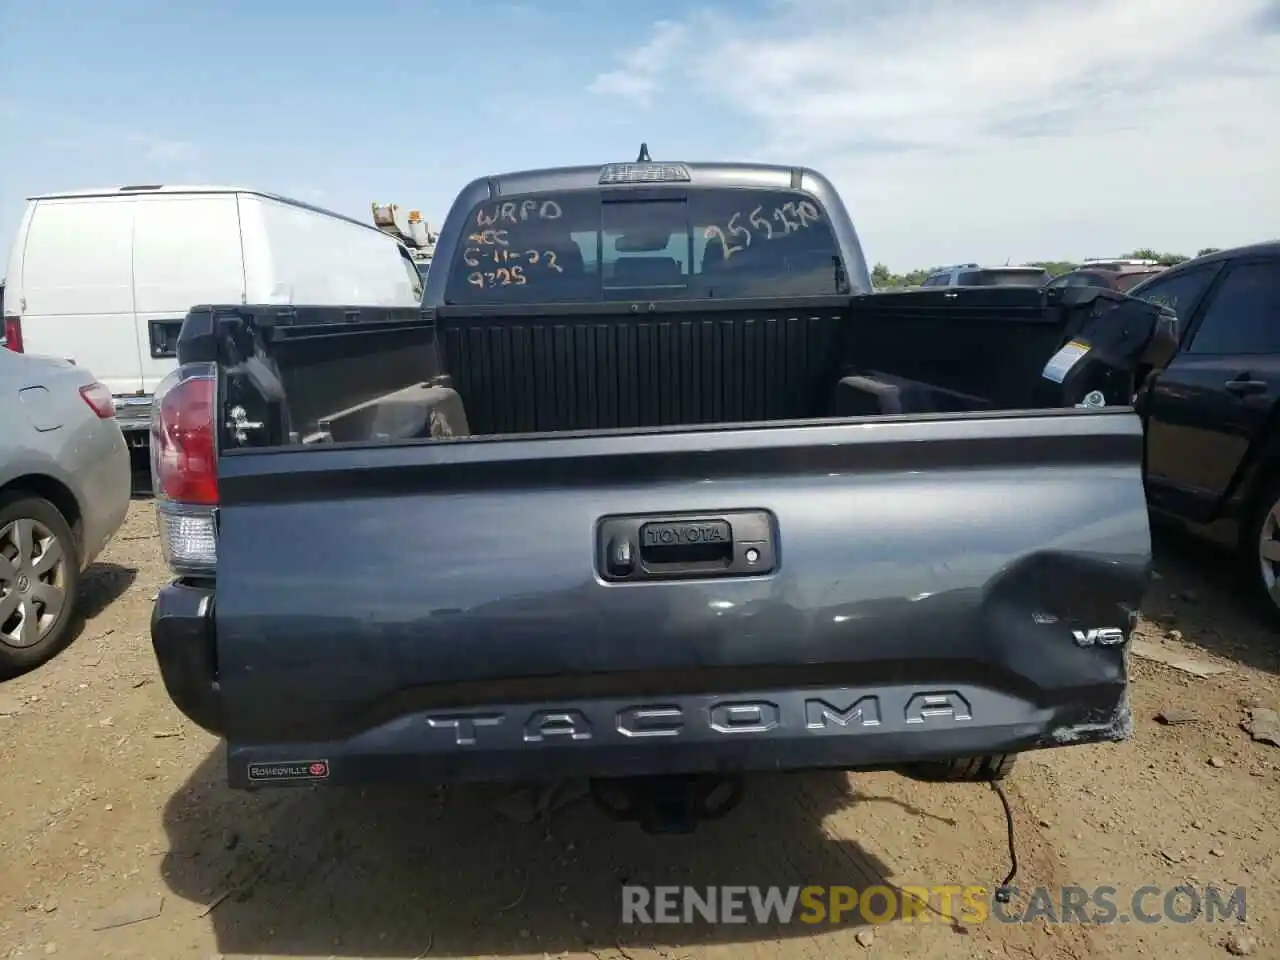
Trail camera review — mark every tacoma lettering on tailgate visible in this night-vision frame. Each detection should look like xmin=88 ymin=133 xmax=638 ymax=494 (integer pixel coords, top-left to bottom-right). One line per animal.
xmin=421 ymin=692 xmax=969 ymax=746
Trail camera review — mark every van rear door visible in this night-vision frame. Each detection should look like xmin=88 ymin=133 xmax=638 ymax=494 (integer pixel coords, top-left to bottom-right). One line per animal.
xmin=132 ymin=194 xmax=246 ymax=394
xmin=16 ymin=197 xmax=145 ymax=394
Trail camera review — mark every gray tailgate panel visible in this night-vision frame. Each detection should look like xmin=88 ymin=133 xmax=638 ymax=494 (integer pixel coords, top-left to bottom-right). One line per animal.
xmin=212 ymin=411 xmax=1149 ymax=745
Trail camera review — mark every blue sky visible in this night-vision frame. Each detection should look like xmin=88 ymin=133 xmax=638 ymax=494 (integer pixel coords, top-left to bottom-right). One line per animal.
xmin=2 ymin=0 xmax=1277 ymax=271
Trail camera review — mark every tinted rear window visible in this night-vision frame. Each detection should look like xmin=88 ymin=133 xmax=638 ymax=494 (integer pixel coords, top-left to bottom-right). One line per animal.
xmin=956 ymin=269 xmax=1050 ymax=287
xmin=1115 ymin=271 xmax=1160 ymax=292
xmin=446 ymin=189 xmax=845 ymax=303
xmin=1053 ymin=271 xmax=1111 ymax=288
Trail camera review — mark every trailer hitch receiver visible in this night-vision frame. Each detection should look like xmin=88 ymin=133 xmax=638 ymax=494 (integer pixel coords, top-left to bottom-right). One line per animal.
xmin=590 ymin=774 xmax=745 ymax=834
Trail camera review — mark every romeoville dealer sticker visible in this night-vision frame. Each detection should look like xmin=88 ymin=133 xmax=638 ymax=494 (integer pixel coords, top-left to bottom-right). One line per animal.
xmin=247 ymin=760 xmax=330 ymax=782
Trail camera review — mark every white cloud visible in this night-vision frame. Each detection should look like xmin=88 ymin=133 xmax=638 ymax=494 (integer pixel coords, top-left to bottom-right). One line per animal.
xmin=146 ymin=139 xmax=199 ymax=164
xmin=590 ymin=0 xmax=1280 ymax=269
xmin=128 ymin=135 xmax=200 ymax=164
xmin=587 ymin=20 xmax=688 ymax=109
xmin=43 ymin=129 xmax=203 ymax=167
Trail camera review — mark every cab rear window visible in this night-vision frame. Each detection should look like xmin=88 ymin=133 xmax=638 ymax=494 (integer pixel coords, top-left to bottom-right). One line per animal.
xmin=445 ymin=189 xmax=845 ymax=303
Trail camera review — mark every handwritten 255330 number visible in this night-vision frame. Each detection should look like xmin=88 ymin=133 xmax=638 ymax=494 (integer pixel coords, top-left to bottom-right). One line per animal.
xmin=703 ymin=200 xmax=822 ymax=261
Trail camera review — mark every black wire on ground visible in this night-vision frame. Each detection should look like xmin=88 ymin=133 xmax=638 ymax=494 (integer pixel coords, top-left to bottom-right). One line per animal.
xmin=990 ymin=780 xmax=1019 ymax=903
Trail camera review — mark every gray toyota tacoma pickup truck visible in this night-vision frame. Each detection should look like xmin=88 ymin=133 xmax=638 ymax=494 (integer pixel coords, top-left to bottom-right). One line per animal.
xmin=148 ymin=157 xmax=1176 ymax=833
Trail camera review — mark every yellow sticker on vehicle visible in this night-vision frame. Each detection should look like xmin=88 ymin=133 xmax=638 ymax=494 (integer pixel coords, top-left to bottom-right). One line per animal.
xmin=1042 ymin=339 xmax=1090 ymax=384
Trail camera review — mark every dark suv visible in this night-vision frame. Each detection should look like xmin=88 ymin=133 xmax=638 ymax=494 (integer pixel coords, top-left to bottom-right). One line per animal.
xmin=1127 ymin=242 xmax=1280 ymax=620
xmin=919 ymin=264 xmax=1051 ymax=287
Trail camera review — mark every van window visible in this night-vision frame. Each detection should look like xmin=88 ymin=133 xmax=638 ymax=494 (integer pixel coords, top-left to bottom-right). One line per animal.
xmin=397 ymin=247 xmax=425 ymax=301
xmin=133 ymin=196 xmax=244 ymax=313
xmin=446 ymin=188 xmax=844 ymax=304
xmin=21 ymin=199 xmax=134 ymax=316
xmin=251 ymin=197 xmax=423 ymax=306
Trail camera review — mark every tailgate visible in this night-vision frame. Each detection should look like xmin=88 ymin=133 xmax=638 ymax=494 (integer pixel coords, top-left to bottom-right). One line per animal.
xmin=212 ymin=410 xmax=1150 ymax=749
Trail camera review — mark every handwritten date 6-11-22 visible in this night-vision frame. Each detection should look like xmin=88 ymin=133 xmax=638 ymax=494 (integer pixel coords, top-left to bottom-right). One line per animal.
xmin=463 ymin=245 xmax=564 ymax=280
xmin=703 ymin=200 xmax=822 ymax=261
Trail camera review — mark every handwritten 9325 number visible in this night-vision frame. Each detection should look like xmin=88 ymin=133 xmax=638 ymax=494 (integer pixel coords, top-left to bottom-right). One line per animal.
xmin=703 ymin=200 xmax=822 ymax=261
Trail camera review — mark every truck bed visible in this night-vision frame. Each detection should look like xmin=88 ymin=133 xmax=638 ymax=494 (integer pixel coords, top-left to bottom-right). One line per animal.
xmin=182 ymin=287 xmax=1167 ymax=448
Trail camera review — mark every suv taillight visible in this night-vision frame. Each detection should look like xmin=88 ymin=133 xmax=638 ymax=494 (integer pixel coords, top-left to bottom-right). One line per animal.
xmin=2 ymin=316 xmax=22 ymax=353
xmin=151 ymin=362 xmax=218 ymax=574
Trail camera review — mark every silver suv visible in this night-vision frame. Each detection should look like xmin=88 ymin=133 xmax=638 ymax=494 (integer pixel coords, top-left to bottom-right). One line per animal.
xmin=919 ymin=264 xmax=1052 ymax=288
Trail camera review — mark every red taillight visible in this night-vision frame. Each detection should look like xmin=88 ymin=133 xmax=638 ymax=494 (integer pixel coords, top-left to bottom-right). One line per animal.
xmin=2 ymin=316 xmax=22 ymax=353
xmin=79 ymin=382 xmax=115 ymax=419
xmin=152 ymin=374 xmax=218 ymax=505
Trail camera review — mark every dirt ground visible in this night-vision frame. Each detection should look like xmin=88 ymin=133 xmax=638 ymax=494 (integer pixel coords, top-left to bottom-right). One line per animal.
xmin=1 ymin=501 xmax=1278 ymax=960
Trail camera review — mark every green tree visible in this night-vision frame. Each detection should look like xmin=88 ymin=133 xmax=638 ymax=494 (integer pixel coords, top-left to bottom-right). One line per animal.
xmin=1122 ymin=249 xmax=1189 ymax=266
xmin=1196 ymin=247 xmax=1221 ymax=258
xmin=869 ymin=262 xmax=930 ymax=288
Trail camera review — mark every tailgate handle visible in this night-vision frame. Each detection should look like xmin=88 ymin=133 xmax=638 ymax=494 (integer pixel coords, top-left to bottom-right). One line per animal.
xmin=598 ymin=511 xmax=776 ymax=582
xmin=640 ymin=520 xmax=734 ymax=567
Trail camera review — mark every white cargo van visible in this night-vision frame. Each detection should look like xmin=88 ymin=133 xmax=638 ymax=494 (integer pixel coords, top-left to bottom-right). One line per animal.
xmin=1 ymin=185 xmax=424 ymax=444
